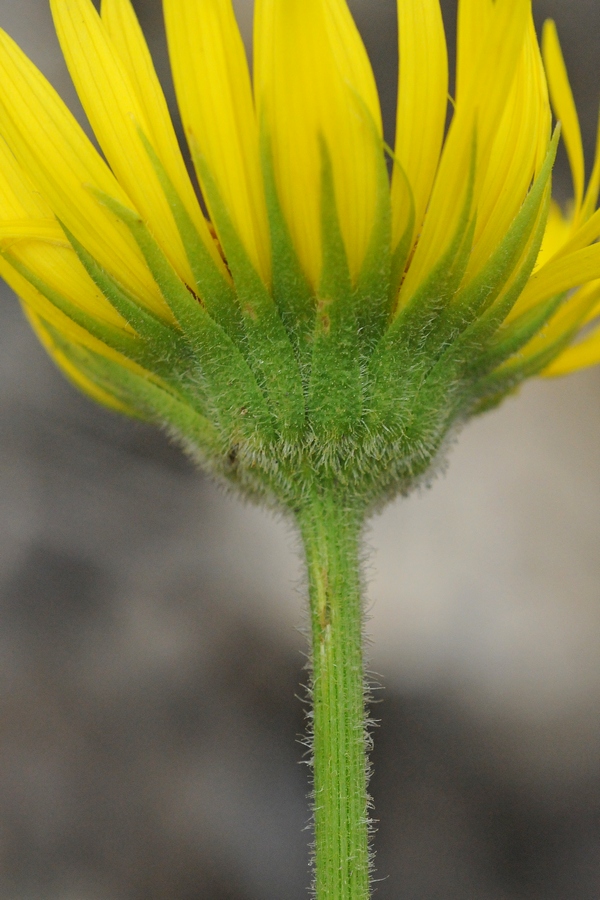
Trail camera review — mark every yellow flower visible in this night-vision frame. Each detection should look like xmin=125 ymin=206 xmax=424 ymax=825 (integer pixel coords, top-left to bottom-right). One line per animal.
xmin=0 ymin=0 xmax=599 ymax=464
xmin=527 ymin=19 xmax=600 ymax=376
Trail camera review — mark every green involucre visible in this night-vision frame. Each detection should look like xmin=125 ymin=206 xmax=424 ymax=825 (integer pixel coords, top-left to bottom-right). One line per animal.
xmin=19 ymin=133 xmax=569 ymax=511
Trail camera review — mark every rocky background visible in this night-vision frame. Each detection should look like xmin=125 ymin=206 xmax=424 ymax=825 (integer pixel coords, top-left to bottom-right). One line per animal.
xmin=1 ymin=1 xmax=600 ymax=897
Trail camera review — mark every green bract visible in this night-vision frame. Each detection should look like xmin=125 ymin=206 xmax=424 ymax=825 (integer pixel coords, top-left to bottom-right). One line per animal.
xmin=45 ymin=131 xmax=563 ymax=515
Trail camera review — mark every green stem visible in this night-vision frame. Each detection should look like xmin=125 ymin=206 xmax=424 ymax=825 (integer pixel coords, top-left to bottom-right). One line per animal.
xmin=298 ymin=492 xmax=370 ymax=899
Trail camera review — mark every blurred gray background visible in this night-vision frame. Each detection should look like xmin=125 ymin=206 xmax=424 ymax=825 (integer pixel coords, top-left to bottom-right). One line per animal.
xmin=1 ymin=1 xmax=600 ymax=897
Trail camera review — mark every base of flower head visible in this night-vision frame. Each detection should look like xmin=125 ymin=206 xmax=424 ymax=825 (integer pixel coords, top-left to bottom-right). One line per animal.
xmin=38 ymin=125 xmax=572 ymax=514
xmin=62 ymin=304 xmax=553 ymax=518
xmin=20 ymin=113 xmax=575 ymax=517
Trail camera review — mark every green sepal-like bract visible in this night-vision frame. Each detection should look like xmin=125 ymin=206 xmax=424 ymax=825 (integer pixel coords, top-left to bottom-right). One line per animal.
xmin=457 ymin=188 xmax=553 ymax=379
xmin=0 ymin=249 xmax=167 ymax=374
xmin=44 ymin=321 xmax=222 ymax=459
xmin=60 ymin=224 xmax=191 ymax=365
xmin=352 ymin=126 xmax=393 ymax=355
xmin=365 ymin=138 xmax=477 ymax=437
xmin=191 ymin=144 xmax=306 ymax=444
xmin=308 ymin=139 xmax=363 ymax=445
xmin=387 ymin=157 xmax=416 ymax=315
xmin=260 ymin=124 xmax=316 ymax=376
xmin=136 ymin=127 xmax=244 ymax=344
xmin=417 ymin=139 xmax=559 ymax=418
xmin=90 ymin=187 xmax=276 ymax=444
xmin=429 ymin=128 xmax=560 ymax=355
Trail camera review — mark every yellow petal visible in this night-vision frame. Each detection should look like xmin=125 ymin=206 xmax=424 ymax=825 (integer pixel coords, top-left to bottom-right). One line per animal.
xmin=12 ymin=241 xmax=131 ymax=329
xmin=400 ymin=0 xmax=531 ymax=303
xmin=23 ymin=306 xmax=136 ymax=413
xmin=392 ymin=0 xmax=448 ymax=249
xmin=254 ymin=0 xmax=382 ymax=286
xmin=542 ymin=19 xmax=585 ymax=219
xmin=581 ymin=293 xmax=600 ymax=328
xmin=515 ymin=244 xmax=600 ymax=313
xmin=455 ymin=0 xmax=494 ymax=103
xmin=99 ymin=0 xmax=227 ymax=279
xmin=0 ymin=138 xmax=49 ymax=220
xmin=0 ymin=27 xmax=165 ymax=315
xmin=0 ymin=220 xmax=68 ymax=246
xmin=519 ymin=279 xmax=600 ymax=370
xmin=471 ymin=0 xmax=533 ymax=160
xmin=0 ymin=251 xmax=130 ymax=352
xmin=466 ymin=17 xmax=551 ymax=278
xmin=534 ymin=200 xmax=573 ymax=269
xmin=0 ymin=134 xmax=129 ymax=330
xmin=50 ymin=0 xmax=199 ymax=286
xmin=164 ymin=0 xmax=270 ymax=285
xmin=545 ymin=325 xmax=600 ymax=375
xmin=581 ymin=106 xmax=600 ymax=222
xmin=545 ymin=205 xmax=600 ymax=263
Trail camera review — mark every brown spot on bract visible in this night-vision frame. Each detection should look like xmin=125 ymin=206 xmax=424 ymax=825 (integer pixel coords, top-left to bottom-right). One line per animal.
xmin=185 ymin=283 xmax=203 ymax=306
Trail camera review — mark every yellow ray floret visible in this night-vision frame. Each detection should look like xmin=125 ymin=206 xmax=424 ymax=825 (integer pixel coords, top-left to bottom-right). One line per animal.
xmin=455 ymin=0 xmax=494 ymax=103
xmin=254 ymin=0 xmax=382 ymax=286
xmin=392 ymin=0 xmax=448 ymax=251
xmin=399 ymin=0 xmax=532 ymax=304
xmin=524 ymin=22 xmax=600 ymax=373
xmin=544 ymin=303 xmax=600 ymax=376
xmin=542 ymin=19 xmax=585 ymax=220
xmin=100 ymin=0 xmax=226 ymax=279
xmin=466 ymin=17 xmax=551 ymax=279
xmin=0 ymin=134 xmax=129 ymax=332
xmin=0 ymin=27 xmax=166 ymax=316
xmin=24 ymin=306 xmax=137 ymax=414
xmin=164 ymin=0 xmax=270 ymax=285
xmin=535 ymin=200 xmax=574 ymax=269
xmin=50 ymin=0 xmax=223 ymax=288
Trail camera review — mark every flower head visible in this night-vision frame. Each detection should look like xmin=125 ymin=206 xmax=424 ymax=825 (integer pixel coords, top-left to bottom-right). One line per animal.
xmin=0 ymin=0 xmax=599 ymax=504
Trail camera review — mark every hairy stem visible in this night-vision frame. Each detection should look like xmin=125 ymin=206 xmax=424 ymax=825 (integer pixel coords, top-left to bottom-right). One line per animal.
xmin=298 ymin=492 xmax=370 ymax=899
